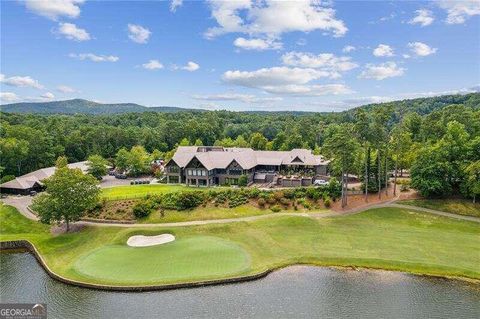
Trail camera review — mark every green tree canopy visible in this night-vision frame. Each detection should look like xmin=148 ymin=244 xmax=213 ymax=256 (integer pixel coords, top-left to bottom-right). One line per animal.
xmin=32 ymin=167 xmax=100 ymax=231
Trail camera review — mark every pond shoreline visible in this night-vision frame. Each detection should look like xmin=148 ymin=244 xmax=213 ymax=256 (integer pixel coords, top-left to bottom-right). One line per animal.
xmin=2 ymin=239 xmax=478 ymax=292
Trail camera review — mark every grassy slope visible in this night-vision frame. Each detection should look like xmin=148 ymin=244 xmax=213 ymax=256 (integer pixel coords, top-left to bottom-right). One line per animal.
xmin=401 ymin=199 xmax=480 ymax=218
xmin=101 ymin=184 xmax=190 ymax=200
xmin=1 ymin=204 xmax=479 ymax=286
xmin=140 ymin=204 xmax=316 ymax=223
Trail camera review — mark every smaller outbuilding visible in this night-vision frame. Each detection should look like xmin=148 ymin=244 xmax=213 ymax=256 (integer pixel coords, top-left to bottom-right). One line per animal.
xmin=0 ymin=161 xmax=89 ymax=195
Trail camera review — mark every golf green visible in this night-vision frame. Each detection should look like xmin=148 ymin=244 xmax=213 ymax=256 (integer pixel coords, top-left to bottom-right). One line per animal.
xmin=72 ymin=236 xmax=251 ymax=284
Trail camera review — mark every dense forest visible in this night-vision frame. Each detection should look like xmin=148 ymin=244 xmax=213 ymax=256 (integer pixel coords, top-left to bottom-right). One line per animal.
xmin=1 ymin=93 xmax=479 ymax=200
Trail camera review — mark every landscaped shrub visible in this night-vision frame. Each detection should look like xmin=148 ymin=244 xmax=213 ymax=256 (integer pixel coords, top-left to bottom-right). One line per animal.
xmin=270 ymin=205 xmax=281 ymax=212
xmin=238 ymin=175 xmax=248 ymax=187
xmin=326 ymin=179 xmax=342 ymax=199
xmin=247 ymin=187 xmax=260 ymax=199
xmin=279 ymin=197 xmax=290 ymax=207
xmin=257 ymin=198 xmax=266 ymax=207
xmin=273 ymin=191 xmax=284 ymax=202
xmin=323 ymin=196 xmax=331 ymax=208
xmin=159 ymin=191 xmax=205 ymax=210
xmin=132 ymin=201 xmax=152 ymax=218
xmin=266 ymin=194 xmax=276 ymax=205
xmin=283 ymin=189 xmax=295 ymax=199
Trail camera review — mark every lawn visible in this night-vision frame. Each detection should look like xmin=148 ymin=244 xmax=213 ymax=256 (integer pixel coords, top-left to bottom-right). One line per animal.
xmin=401 ymin=199 xmax=480 ymax=218
xmin=140 ymin=204 xmax=313 ymax=223
xmin=1 ymin=203 xmax=479 ymax=287
xmin=101 ymin=184 xmax=201 ymax=200
xmin=72 ymin=236 xmax=250 ymax=284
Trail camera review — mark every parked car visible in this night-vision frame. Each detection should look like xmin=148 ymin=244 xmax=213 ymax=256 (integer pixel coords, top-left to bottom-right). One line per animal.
xmin=115 ymin=173 xmax=127 ymax=179
xmin=313 ymin=179 xmax=328 ymax=186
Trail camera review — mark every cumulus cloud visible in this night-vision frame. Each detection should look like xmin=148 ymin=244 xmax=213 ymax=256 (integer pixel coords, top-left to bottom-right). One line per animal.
xmin=408 ymin=42 xmax=437 ymax=56
xmin=142 ymin=60 xmax=164 ymax=70
xmin=172 ymin=61 xmax=200 ymax=71
xmin=233 ymin=37 xmax=282 ymax=51
xmin=409 ymin=9 xmax=434 ymax=26
xmin=41 ymin=92 xmax=55 ymax=100
xmin=69 ymin=53 xmax=119 ymax=62
xmin=342 ymin=45 xmax=356 ymax=53
xmin=192 ymin=93 xmax=282 ymax=104
xmin=281 ymin=52 xmax=358 ymax=78
xmin=127 ymin=24 xmax=151 ymax=44
xmin=170 ymin=0 xmax=183 ymax=12
xmin=205 ymin=0 xmax=347 ymax=39
xmin=0 ymin=74 xmax=44 ymax=89
xmin=437 ymin=1 xmax=480 ymax=24
xmin=222 ymin=66 xmax=352 ymax=96
xmin=359 ymin=62 xmax=405 ymax=80
xmin=373 ymin=44 xmax=394 ymax=57
xmin=57 ymin=85 xmax=77 ymax=93
xmin=56 ymin=22 xmax=90 ymax=41
xmin=23 ymin=0 xmax=84 ymax=20
xmin=0 ymin=92 xmax=20 ymax=102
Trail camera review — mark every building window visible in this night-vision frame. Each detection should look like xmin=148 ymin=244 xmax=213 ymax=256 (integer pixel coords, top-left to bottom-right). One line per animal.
xmin=169 ymin=176 xmax=179 ymax=183
xmin=217 ymin=169 xmax=227 ymax=174
xmin=229 ymin=169 xmax=242 ymax=175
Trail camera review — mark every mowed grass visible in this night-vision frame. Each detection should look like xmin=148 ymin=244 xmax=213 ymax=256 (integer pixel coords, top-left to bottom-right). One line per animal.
xmin=1 ymin=203 xmax=479 ymax=286
xmin=401 ymin=199 xmax=480 ymax=218
xmin=101 ymin=184 xmax=194 ymax=200
xmin=140 ymin=204 xmax=312 ymax=223
xmin=72 ymin=236 xmax=250 ymax=284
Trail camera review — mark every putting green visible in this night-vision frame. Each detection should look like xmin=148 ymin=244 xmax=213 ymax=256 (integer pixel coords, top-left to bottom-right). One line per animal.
xmin=72 ymin=236 xmax=251 ymax=284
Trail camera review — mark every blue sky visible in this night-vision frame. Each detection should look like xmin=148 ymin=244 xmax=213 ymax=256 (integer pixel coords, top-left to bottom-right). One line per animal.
xmin=1 ymin=0 xmax=479 ymax=111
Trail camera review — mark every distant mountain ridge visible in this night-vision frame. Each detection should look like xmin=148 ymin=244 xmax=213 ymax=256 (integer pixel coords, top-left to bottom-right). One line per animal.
xmin=0 ymin=99 xmax=198 ymax=115
xmin=1 ymin=93 xmax=479 ymax=115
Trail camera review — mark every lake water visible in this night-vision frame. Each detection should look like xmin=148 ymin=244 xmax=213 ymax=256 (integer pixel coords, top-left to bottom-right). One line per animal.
xmin=1 ymin=252 xmax=479 ymax=319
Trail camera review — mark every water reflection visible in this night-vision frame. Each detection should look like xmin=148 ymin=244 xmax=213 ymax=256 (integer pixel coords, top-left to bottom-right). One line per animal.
xmin=1 ymin=252 xmax=479 ymax=319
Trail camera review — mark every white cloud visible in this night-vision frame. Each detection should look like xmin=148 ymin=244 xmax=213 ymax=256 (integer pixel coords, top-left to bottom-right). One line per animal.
xmin=127 ymin=24 xmax=151 ymax=44
xmin=0 ymin=74 xmax=44 ymax=89
xmin=0 ymin=92 xmax=20 ymax=102
xmin=342 ymin=45 xmax=356 ymax=53
xmin=437 ymin=1 xmax=480 ymax=24
xmin=172 ymin=61 xmax=200 ymax=71
xmin=409 ymin=9 xmax=434 ymax=26
xmin=192 ymin=93 xmax=282 ymax=104
xmin=296 ymin=38 xmax=307 ymax=46
xmin=23 ymin=0 xmax=84 ymax=20
xmin=359 ymin=62 xmax=405 ymax=80
xmin=57 ymin=85 xmax=77 ymax=93
xmin=69 ymin=53 xmax=119 ymax=62
xmin=408 ymin=42 xmax=437 ymax=56
xmin=373 ymin=44 xmax=394 ymax=57
xmin=142 ymin=60 xmax=164 ymax=70
xmin=261 ymin=84 xmax=353 ymax=96
xmin=41 ymin=92 xmax=55 ymax=100
xmin=222 ymin=66 xmax=352 ymax=96
xmin=56 ymin=22 xmax=90 ymax=41
xmin=205 ymin=0 xmax=347 ymax=39
xmin=233 ymin=37 xmax=282 ymax=51
xmin=170 ymin=0 xmax=183 ymax=12
xmin=281 ymin=52 xmax=358 ymax=78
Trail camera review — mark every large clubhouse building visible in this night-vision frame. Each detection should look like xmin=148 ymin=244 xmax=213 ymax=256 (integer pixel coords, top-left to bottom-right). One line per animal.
xmin=165 ymin=146 xmax=330 ymax=187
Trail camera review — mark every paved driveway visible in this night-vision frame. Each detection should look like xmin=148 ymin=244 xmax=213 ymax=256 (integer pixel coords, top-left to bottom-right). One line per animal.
xmin=2 ymin=195 xmax=37 ymax=220
xmin=98 ymin=175 xmax=154 ymax=188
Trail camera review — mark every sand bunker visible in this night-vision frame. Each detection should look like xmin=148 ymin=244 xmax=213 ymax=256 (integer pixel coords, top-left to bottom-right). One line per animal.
xmin=127 ymin=234 xmax=175 ymax=247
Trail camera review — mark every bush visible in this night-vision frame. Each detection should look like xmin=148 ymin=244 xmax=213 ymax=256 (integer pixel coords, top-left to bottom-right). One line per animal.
xmin=270 ymin=205 xmax=281 ymax=212
xmin=400 ymin=184 xmax=410 ymax=192
xmin=279 ymin=197 xmax=290 ymax=207
xmin=273 ymin=191 xmax=284 ymax=201
xmin=257 ymin=198 xmax=266 ymax=207
xmin=132 ymin=201 xmax=152 ymax=218
xmin=283 ymin=189 xmax=295 ymax=199
xmin=323 ymin=196 xmax=331 ymax=208
xmin=160 ymin=191 xmax=205 ymax=210
xmin=266 ymin=194 xmax=276 ymax=205
xmin=238 ymin=175 xmax=248 ymax=187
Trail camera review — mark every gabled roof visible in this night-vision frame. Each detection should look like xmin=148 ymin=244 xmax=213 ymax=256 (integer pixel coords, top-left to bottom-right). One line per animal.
xmin=0 ymin=161 xmax=89 ymax=190
xmin=167 ymin=146 xmax=330 ymax=170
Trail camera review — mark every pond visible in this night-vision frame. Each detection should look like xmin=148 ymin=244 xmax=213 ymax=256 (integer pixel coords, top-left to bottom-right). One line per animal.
xmin=1 ymin=252 xmax=479 ymax=319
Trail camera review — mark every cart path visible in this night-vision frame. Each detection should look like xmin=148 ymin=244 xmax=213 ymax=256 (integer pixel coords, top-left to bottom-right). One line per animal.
xmin=2 ymin=196 xmax=479 ymax=228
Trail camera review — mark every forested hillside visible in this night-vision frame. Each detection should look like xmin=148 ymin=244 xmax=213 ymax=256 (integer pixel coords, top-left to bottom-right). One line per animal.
xmin=1 ymin=92 xmax=479 ymax=200
xmin=0 ymin=99 xmax=196 ymax=114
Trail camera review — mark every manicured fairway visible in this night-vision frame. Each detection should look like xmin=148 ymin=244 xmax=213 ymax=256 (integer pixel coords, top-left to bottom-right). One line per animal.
xmin=72 ymin=236 xmax=250 ymax=284
xmin=1 ymin=203 xmax=479 ymax=286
